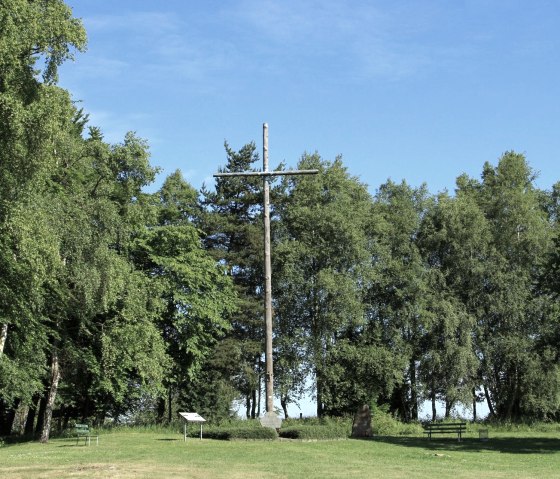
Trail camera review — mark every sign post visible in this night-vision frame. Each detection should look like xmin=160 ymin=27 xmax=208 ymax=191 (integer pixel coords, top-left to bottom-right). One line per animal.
xmin=178 ymin=412 xmax=206 ymax=441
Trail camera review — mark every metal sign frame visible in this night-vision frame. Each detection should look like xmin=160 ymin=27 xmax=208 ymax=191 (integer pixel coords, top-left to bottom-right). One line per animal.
xmin=178 ymin=412 xmax=206 ymax=441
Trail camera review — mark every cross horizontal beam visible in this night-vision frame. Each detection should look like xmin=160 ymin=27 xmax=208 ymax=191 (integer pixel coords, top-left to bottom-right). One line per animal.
xmin=214 ymin=169 xmax=319 ymax=178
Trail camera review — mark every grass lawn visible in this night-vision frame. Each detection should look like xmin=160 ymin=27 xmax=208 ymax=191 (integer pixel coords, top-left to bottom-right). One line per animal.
xmin=1 ymin=430 xmax=559 ymax=478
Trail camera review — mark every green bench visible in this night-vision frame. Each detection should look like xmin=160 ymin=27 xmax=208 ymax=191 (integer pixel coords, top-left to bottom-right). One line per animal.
xmin=423 ymin=422 xmax=466 ymax=442
xmin=75 ymin=424 xmax=98 ymax=446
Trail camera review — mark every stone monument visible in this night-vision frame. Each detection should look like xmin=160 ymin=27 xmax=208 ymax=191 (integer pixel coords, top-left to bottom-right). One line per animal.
xmin=351 ymin=404 xmax=372 ymax=438
xmin=260 ymin=411 xmax=282 ymax=430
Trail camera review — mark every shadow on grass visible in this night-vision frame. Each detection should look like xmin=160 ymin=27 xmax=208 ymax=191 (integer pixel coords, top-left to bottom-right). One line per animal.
xmin=155 ymin=438 xmax=180 ymax=442
xmin=367 ymin=436 xmax=560 ymax=455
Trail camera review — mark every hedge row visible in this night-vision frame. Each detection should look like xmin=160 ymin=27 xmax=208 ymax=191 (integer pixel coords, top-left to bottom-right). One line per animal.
xmin=203 ymin=426 xmax=278 ymax=440
xmin=278 ymin=417 xmax=351 ymax=440
xmin=278 ymin=425 xmax=349 ymax=440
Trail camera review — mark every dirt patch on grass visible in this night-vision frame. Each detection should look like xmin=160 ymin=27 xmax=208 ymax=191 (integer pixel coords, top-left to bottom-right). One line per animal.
xmin=1 ymin=463 xmax=280 ymax=478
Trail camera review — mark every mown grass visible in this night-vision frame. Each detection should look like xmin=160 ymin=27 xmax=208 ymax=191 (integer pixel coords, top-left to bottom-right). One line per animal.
xmin=1 ymin=426 xmax=559 ymax=479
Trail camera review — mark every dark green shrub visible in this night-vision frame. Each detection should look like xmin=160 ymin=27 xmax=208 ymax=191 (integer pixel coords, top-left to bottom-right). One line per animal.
xmin=370 ymin=405 xmax=424 ymax=436
xmin=279 ymin=426 xmax=348 ymax=440
xmin=279 ymin=417 xmax=351 ymax=440
xmin=203 ymin=425 xmax=278 ymax=440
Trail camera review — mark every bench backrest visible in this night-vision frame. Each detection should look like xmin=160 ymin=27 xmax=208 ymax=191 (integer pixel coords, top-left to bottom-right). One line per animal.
xmin=424 ymin=422 xmax=466 ymax=430
xmin=75 ymin=424 xmax=90 ymax=435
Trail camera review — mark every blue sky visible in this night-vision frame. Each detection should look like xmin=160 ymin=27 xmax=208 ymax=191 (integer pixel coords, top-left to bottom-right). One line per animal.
xmin=60 ymin=0 xmax=560 ymax=197
xmin=57 ymin=1 xmax=558 ymax=417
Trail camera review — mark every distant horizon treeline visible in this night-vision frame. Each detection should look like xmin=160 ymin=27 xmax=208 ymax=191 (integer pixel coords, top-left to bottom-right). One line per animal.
xmin=1 ymin=1 xmax=559 ymax=442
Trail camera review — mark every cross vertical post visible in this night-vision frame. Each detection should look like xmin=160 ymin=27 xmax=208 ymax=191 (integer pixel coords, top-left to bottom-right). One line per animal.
xmin=262 ymin=123 xmax=274 ymax=415
xmin=213 ymin=123 xmax=318 ymax=427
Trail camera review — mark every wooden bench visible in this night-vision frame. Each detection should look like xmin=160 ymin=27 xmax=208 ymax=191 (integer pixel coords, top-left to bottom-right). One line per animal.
xmin=75 ymin=424 xmax=98 ymax=446
xmin=423 ymin=422 xmax=466 ymax=442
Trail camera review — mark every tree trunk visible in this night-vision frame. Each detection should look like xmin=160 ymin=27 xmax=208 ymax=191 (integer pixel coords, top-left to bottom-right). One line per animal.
xmin=444 ymin=399 xmax=453 ymax=418
xmin=251 ymin=389 xmax=257 ymax=419
xmin=409 ymin=359 xmax=418 ymax=421
xmin=7 ymin=398 xmax=21 ymax=435
xmin=40 ymin=350 xmax=61 ymax=443
xmin=0 ymin=323 xmax=7 ymax=357
xmin=245 ymin=394 xmax=251 ymax=419
xmin=472 ymin=388 xmax=477 ymax=422
xmin=62 ymin=412 xmax=70 ymax=431
xmin=0 ymin=398 xmax=20 ymax=436
xmin=483 ymin=384 xmax=496 ymax=418
xmin=257 ymin=373 xmax=262 ymax=418
xmin=316 ymin=368 xmax=324 ymax=418
xmin=430 ymin=377 xmax=437 ymax=421
xmin=35 ymin=395 xmax=47 ymax=436
xmin=316 ymin=391 xmax=323 ymax=417
xmin=280 ymin=396 xmax=289 ymax=419
xmin=167 ymin=387 xmax=172 ymax=424
xmin=24 ymin=394 xmax=41 ymax=436
xmin=0 ymin=400 xmax=9 ymax=436
xmin=505 ymin=368 xmax=520 ymax=421
xmin=156 ymin=397 xmax=166 ymax=424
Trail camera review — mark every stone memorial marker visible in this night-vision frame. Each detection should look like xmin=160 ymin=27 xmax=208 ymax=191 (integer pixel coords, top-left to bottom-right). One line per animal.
xmin=351 ymin=404 xmax=372 ymax=438
xmin=260 ymin=411 xmax=282 ymax=430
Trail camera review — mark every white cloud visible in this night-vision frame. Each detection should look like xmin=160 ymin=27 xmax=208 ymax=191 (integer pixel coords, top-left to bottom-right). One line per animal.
xmin=84 ymin=109 xmax=154 ymax=144
xmin=218 ymin=0 xmax=428 ymax=80
xmin=73 ymin=56 xmax=130 ymax=80
xmin=222 ymin=0 xmax=485 ymax=82
xmin=85 ymin=11 xmax=182 ymax=35
xmin=73 ymin=3 xmax=442 ymax=89
xmin=81 ymin=10 xmax=240 ymax=87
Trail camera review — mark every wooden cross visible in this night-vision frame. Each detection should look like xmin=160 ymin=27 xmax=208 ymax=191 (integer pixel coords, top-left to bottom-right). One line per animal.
xmin=214 ymin=123 xmax=318 ymax=426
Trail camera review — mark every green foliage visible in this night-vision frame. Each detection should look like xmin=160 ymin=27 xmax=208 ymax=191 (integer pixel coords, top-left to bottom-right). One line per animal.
xmin=455 ymin=152 xmax=558 ymax=421
xmin=274 ymin=154 xmax=377 ymax=416
xmin=198 ymin=142 xmax=265 ymax=417
xmin=321 ymin=340 xmax=403 ymax=416
xmin=1 ymin=0 xmax=560 ymax=434
xmin=279 ymin=417 xmax=351 ymax=439
xmin=0 ymin=0 xmax=89 ymax=438
xmin=0 ymin=0 xmax=86 ymax=86
xmin=367 ymin=180 xmax=432 ymax=420
xmin=178 ymin=365 xmax=239 ymax=423
xmin=481 ymin=420 xmax=560 ymax=434
xmin=366 ymin=405 xmax=424 ymax=436
xmin=203 ymin=421 xmax=278 ymax=440
xmin=132 ymin=170 xmax=237 ymax=423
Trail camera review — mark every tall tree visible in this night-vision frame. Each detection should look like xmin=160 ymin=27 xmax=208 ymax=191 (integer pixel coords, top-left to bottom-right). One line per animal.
xmin=199 ymin=142 xmax=265 ymax=418
xmin=131 ymin=171 xmax=236 ymax=422
xmin=456 ymin=152 xmax=557 ymax=420
xmin=0 ymin=0 xmax=86 ymax=436
xmin=367 ymin=180 xmax=431 ymax=421
xmin=417 ymin=192 xmax=487 ymax=419
xmin=37 ymin=126 xmax=168 ymax=441
xmin=274 ymin=154 xmax=373 ymax=417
